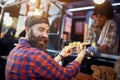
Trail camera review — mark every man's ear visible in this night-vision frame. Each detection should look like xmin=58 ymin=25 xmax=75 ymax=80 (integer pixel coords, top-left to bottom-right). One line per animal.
xmin=25 ymin=26 xmax=30 ymax=32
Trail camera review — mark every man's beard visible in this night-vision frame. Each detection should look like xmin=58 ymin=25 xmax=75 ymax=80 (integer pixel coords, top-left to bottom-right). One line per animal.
xmin=28 ymin=30 xmax=49 ymax=50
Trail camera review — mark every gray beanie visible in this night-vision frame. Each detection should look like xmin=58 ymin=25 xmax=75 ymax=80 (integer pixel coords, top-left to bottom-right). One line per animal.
xmin=25 ymin=15 xmax=49 ymax=27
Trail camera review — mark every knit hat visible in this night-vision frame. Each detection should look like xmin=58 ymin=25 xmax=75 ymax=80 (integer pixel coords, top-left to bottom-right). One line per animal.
xmin=93 ymin=1 xmax=114 ymax=19
xmin=25 ymin=15 xmax=49 ymax=27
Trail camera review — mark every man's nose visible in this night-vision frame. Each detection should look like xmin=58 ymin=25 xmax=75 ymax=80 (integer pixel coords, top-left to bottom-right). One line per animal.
xmin=43 ymin=31 xmax=48 ymax=38
xmin=96 ymin=17 xmax=101 ymax=22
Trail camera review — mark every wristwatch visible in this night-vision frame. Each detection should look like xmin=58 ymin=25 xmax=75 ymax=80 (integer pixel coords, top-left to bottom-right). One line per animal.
xmin=59 ymin=54 xmax=65 ymax=61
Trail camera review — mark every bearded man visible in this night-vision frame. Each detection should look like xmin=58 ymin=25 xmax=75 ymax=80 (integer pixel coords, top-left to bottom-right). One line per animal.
xmin=5 ymin=15 xmax=86 ymax=80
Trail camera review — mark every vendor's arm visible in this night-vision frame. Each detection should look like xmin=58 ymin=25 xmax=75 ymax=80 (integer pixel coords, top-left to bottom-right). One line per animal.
xmin=97 ymin=20 xmax=117 ymax=52
xmin=97 ymin=45 xmax=109 ymax=51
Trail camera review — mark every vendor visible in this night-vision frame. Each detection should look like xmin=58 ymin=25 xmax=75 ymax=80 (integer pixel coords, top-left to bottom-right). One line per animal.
xmin=86 ymin=1 xmax=118 ymax=54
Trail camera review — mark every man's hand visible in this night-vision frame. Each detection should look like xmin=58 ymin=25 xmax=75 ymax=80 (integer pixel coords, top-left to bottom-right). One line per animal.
xmin=75 ymin=47 xmax=86 ymax=63
xmin=60 ymin=41 xmax=85 ymax=57
xmin=55 ymin=42 xmax=87 ymax=63
xmin=60 ymin=46 xmax=74 ymax=57
xmin=54 ymin=46 xmax=74 ymax=63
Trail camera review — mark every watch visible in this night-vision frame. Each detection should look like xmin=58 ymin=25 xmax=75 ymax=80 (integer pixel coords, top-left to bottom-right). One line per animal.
xmin=59 ymin=54 xmax=65 ymax=61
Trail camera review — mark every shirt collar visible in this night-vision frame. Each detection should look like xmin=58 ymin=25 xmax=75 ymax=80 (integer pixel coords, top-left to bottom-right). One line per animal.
xmin=19 ymin=38 xmax=31 ymax=47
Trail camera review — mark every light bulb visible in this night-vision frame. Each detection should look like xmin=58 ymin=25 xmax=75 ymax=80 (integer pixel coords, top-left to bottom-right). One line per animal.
xmin=93 ymin=0 xmax=105 ymax=4
xmin=33 ymin=8 xmax=40 ymax=15
xmin=29 ymin=0 xmax=37 ymax=3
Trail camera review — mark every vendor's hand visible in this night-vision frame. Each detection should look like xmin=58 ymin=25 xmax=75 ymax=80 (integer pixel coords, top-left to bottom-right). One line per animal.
xmin=87 ymin=46 xmax=98 ymax=53
xmin=97 ymin=45 xmax=109 ymax=51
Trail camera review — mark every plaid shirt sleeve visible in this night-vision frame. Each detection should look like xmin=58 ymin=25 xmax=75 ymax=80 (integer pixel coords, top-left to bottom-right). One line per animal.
xmin=33 ymin=50 xmax=80 ymax=80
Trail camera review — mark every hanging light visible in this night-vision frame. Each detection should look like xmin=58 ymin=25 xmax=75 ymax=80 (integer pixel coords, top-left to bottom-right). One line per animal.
xmin=33 ymin=8 xmax=40 ymax=15
xmin=29 ymin=0 xmax=37 ymax=3
xmin=93 ymin=0 xmax=105 ymax=4
xmin=68 ymin=2 xmax=120 ymax=12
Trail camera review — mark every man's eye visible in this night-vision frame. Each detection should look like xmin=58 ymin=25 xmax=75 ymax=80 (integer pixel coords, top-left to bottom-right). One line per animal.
xmin=39 ymin=29 xmax=44 ymax=32
xmin=47 ymin=31 xmax=50 ymax=34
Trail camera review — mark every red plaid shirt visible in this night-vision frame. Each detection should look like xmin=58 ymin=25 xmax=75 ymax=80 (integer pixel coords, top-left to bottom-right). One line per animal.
xmin=5 ymin=39 xmax=80 ymax=80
